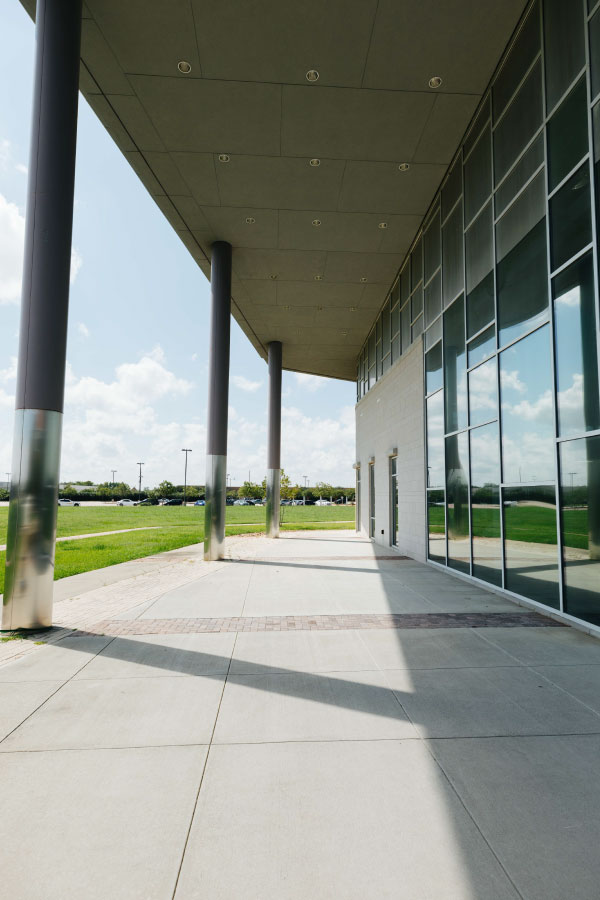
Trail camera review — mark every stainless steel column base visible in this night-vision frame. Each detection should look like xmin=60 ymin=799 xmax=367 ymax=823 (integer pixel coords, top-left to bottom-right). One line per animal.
xmin=266 ymin=467 xmax=281 ymax=538
xmin=204 ymin=453 xmax=227 ymax=560
xmin=2 ymin=409 xmax=62 ymax=631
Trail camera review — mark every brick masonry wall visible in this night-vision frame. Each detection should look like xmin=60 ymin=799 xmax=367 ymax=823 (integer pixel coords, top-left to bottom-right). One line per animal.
xmin=355 ymin=338 xmax=426 ymax=561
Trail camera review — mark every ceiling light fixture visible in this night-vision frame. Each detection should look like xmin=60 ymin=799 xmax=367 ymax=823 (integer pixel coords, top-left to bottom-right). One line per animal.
xmin=314 ymin=275 xmax=323 ymax=281
xmin=398 ymin=162 xmax=410 ymax=172
xmin=218 ymin=153 xmax=230 ymax=163
xmin=349 ymin=306 xmax=357 ymax=312
xmin=428 ymin=75 xmax=443 ymax=89
xmin=360 ymin=277 xmax=368 ymax=283
xmin=269 ymin=274 xmax=278 ymax=280
xmin=309 ymin=158 xmax=321 ymax=167
xmin=312 ymin=219 xmax=321 ymax=227
xmin=178 ymin=60 xmax=192 ymax=74
xmin=245 ymin=216 xmax=255 ymax=224
xmin=341 ymin=330 xmax=348 ymax=336
xmin=306 ymin=69 xmax=319 ymax=82
xmin=378 ymin=222 xmax=388 ymax=229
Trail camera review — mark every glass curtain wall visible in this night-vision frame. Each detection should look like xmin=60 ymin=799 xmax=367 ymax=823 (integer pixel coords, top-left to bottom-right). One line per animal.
xmin=360 ymin=0 xmax=600 ymax=627
xmin=390 ymin=457 xmax=398 ymax=546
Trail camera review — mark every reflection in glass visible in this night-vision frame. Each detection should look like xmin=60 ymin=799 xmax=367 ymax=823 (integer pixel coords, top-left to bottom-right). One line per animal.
xmin=471 ymin=423 xmax=502 ymax=586
xmin=464 ymin=125 xmax=491 ymax=225
xmin=442 ymin=202 xmax=464 ymax=305
xmin=468 ymin=324 xmax=495 ymax=368
xmin=390 ymin=456 xmax=398 ymax=547
xmin=469 ymin=357 xmax=497 ymax=427
xmin=411 ymin=284 xmax=423 ymax=320
xmin=543 ymin=0 xmax=584 ymax=113
xmin=494 ymin=61 xmax=542 ymax=184
xmin=464 ymin=96 xmax=490 ymax=159
xmin=466 ymin=202 xmax=494 ymax=337
xmin=492 ymin=0 xmax=539 ymax=120
xmin=382 ymin=298 xmax=391 ymax=354
xmin=503 ymin=485 xmax=560 ymax=609
xmin=412 ymin=314 xmax=423 ymax=341
xmin=444 ymin=295 xmax=467 ymax=433
xmin=593 ymin=101 xmax=600 ymax=233
xmin=591 ymin=10 xmax=600 ymax=100
xmin=560 ymin=437 xmax=600 ymax=625
xmin=549 ymin=164 xmax=592 ymax=272
xmin=427 ymin=489 xmax=446 ymax=562
xmin=495 ymin=133 xmax=544 ymax=217
xmin=553 ymin=253 xmax=600 ymax=437
xmin=496 ymin=172 xmax=548 ymax=347
xmin=391 ymin=301 xmax=399 ymax=338
xmin=547 ymin=78 xmax=587 ymax=192
xmin=426 ymin=343 xmax=443 ymax=395
xmin=400 ymin=265 xmax=411 ymax=304
xmin=500 ymin=325 xmax=555 ymax=484
xmin=424 ymin=209 xmax=441 ymax=282
xmin=442 ymin=158 xmax=462 ymax=221
xmin=425 ymin=317 xmax=442 ymax=350
xmin=401 ymin=303 xmax=411 ymax=353
xmin=411 ymin=238 xmax=423 ymax=289
xmin=427 ymin=391 xmax=445 ymax=489
xmin=425 ymin=271 xmax=442 ymax=326
xmin=446 ymin=432 xmax=470 ymax=573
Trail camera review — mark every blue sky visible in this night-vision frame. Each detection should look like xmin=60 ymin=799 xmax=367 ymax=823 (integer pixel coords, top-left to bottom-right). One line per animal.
xmin=0 ymin=3 xmax=356 ymax=490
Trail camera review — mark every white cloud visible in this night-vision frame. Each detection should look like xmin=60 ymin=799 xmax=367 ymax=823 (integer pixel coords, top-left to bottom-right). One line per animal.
xmin=15 ymin=163 xmax=27 ymax=176
xmin=294 ymin=372 xmax=322 ymax=392
xmin=0 ymin=193 xmax=25 ymax=304
xmin=0 ymin=356 xmax=17 ymax=383
xmin=231 ymin=374 xmax=263 ymax=393
xmin=0 ymin=139 xmax=11 ymax=170
xmin=556 ymin=286 xmax=580 ymax=308
xmin=77 ymin=322 xmax=90 ymax=339
xmin=500 ymin=368 xmax=526 ymax=394
xmin=70 ymin=247 xmax=83 ymax=284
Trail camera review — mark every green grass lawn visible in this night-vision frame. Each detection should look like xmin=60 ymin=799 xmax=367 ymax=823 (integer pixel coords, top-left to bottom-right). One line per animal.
xmin=0 ymin=505 xmax=356 ymax=593
xmin=429 ymin=504 xmax=591 ymax=549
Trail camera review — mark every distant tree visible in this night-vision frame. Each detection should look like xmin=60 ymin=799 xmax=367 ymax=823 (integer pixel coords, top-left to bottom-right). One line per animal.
xmin=0 ymin=488 xmax=9 ymax=501
xmin=261 ymin=468 xmax=292 ymax=500
xmin=238 ymin=481 xmax=262 ymax=499
xmin=315 ymin=481 xmax=334 ymax=498
xmin=151 ymin=480 xmax=175 ymax=499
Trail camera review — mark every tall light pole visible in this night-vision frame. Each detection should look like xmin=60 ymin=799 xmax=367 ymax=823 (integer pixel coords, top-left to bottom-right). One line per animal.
xmin=182 ymin=448 xmax=192 ymax=506
xmin=111 ymin=469 xmax=117 ymax=486
xmin=137 ymin=462 xmax=144 ymax=502
xmin=6 ymin=472 xmax=10 ymax=492
xmin=303 ymin=474 xmax=308 ymax=504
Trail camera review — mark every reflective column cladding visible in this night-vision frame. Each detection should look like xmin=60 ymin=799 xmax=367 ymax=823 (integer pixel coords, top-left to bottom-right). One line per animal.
xmin=2 ymin=0 xmax=82 ymax=631
xmin=356 ymin=0 xmax=600 ymax=629
xmin=266 ymin=341 xmax=282 ymax=539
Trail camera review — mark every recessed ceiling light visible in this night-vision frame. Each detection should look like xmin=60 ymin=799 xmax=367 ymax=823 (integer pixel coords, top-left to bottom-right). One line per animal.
xmin=341 ymin=330 xmax=348 ymax=336
xmin=428 ymin=75 xmax=443 ymax=89
xmin=283 ymin=305 xmax=291 ymax=310
xmin=245 ymin=216 xmax=255 ymax=224
xmin=314 ymin=275 xmax=323 ymax=281
xmin=349 ymin=306 xmax=357 ymax=312
xmin=317 ymin=305 xmax=323 ymax=311
xmin=360 ymin=277 xmax=368 ymax=283
xmin=378 ymin=222 xmax=388 ymax=229
xmin=178 ymin=60 xmax=192 ymax=74
xmin=218 ymin=153 xmax=230 ymax=163
xmin=398 ymin=162 xmax=410 ymax=172
xmin=312 ymin=219 xmax=321 ymax=227
xmin=306 ymin=69 xmax=319 ymax=82
xmin=309 ymin=158 xmax=321 ymax=167
xmin=269 ymin=273 xmax=278 ymax=280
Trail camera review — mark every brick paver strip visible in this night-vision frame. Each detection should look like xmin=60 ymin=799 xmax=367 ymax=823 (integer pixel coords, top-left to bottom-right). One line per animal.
xmin=82 ymin=611 xmax=563 ymax=636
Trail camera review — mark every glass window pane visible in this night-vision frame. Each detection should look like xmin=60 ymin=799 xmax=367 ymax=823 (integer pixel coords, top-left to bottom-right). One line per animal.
xmin=495 ymin=133 xmax=544 ymax=217
xmin=427 ymin=390 xmax=445 ymax=488
xmin=503 ymin=484 xmax=560 ymax=608
xmin=543 ymin=0 xmax=585 ymax=113
xmin=426 ymin=316 xmax=442 ymax=350
xmin=442 ymin=201 xmax=464 ymax=306
xmin=549 ymin=163 xmax=592 ymax=272
xmin=493 ymin=1 xmax=540 ymax=120
xmin=411 ymin=237 xmax=423 ymax=289
xmin=500 ymin=325 xmax=556 ymax=483
xmin=560 ymin=436 xmax=600 ymax=625
xmin=464 ymin=96 xmax=491 ymax=159
xmin=547 ymin=78 xmax=588 ymax=192
xmin=442 ymin=158 xmax=462 ymax=221
xmin=591 ymin=9 xmax=600 ymax=100
xmin=425 ymin=271 xmax=442 ymax=326
xmin=593 ymin=101 xmax=600 ymax=230
xmin=426 ymin=342 xmax=443 ymax=394
xmin=368 ymin=330 xmax=375 ymax=369
xmin=400 ymin=265 xmax=411 ymax=304
xmin=468 ymin=324 xmax=496 ymax=367
xmin=424 ymin=208 xmax=441 ymax=282
xmin=553 ymin=253 xmax=600 ymax=436
xmin=382 ymin=298 xmax=391 ymax=352
xmin=411 ymin=284 xmax=423 ymax=320
xmin=465 ymin=202 xmax=493 ymax=337
xmin=391 ymin=302 xmax=399 ymax=337
xmin=376 ymin=337 xmax=381 ymax=376
xmin=494 ymin=61 xmax=543 ymax=185
xmin=446 ymin=431 xmax=470 ymax=573
xmin=391 ymin=333 xmax=400 ymax=362
xmin=471 ymin=422 xmax=502 ymax=586
xmin=469 ymin=356 xmax=498 ymax=426
xmin=382 ymin=352 xmax=391 ymax=375
xmin=427 ymin=490 xmax=446 ymax=561
xmin=464 ymin=124 xmax=492 ymax=224
xmin=467 ymin=273 xmax=495 ymax=339
xmin=401 ymin=303 xmax=411 ymax=353
xmin=444 ymin=295 xmax=467 ymax=433
xmin=496 ymin=172 xmax=548 ymax=347
xmin=412 ymin=314 xmax=423 ymax=341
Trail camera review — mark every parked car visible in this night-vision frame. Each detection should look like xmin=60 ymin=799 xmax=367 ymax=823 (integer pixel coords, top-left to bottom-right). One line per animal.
xmin=137 ymin=498 xmax=158 ymax=506
xmin=233 ymin=499 xmax=253 ymax=506
xmin=280 ymin=499 xmax=292 ymax=506
xmin=117 ymin=498 xmax=137 ymax=506
xmin=58 ymin=498 xmax=80 ymax=507
xmin=315 ymin=499 xmax=331 ymax=506
xmin=194 ymin=499 xmax=205 ymax=506
xmin=225 ymin=497 xmax=235 ymax=505
xmin=163 ymin=498 xmax=183 ymax=506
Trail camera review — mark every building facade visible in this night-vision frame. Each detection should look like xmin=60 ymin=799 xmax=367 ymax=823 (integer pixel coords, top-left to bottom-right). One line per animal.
xmin=356 ymin=0 xmax=600 ymax=630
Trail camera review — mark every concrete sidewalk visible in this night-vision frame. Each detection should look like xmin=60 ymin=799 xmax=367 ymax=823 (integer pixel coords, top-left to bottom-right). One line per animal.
xmin=1 ymin=531 xmax=600 ymax=899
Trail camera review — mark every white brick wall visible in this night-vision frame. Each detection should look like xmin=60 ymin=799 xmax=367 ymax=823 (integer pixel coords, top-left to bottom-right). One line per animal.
xmin=355 ymin=339 xmax=426 ymax=561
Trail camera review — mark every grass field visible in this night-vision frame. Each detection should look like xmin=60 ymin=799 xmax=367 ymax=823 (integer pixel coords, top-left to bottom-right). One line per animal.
xmin=428 ymin=505 xmax=590 ymax=549
xmin=0 ymin=505 xmax=355 ymax=593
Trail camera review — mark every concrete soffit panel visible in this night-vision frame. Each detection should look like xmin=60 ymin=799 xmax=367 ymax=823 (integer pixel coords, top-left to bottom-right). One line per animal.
xmin=21 ymin=0 xmax=528 ymax=381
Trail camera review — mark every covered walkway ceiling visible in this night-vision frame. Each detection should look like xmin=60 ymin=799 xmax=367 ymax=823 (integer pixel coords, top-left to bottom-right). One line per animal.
xmin=23 ymin=0 xmax=527 ymax=380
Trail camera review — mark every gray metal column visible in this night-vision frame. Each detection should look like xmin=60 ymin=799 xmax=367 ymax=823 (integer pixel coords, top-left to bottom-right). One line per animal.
xmin=266 ymin=341 xmax=282 ymax=538
xmin=2 ymin=0 xmax=82 ymax=631
xmin=204 ymin=241 xmax=232 ymax=560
